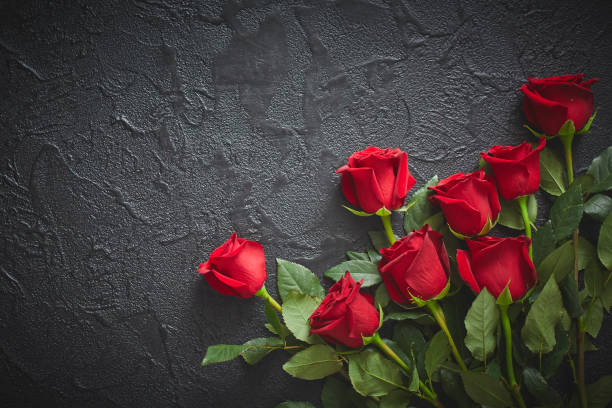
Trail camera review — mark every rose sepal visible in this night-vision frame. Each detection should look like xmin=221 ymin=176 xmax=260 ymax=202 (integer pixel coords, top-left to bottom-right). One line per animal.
xmin=407 ymin=278 xmax=451 ymax=307
xmin=376 ymin=207 xmax=392 ymax=216
xmin=394 ymin=201 xmax=417 ymax=213
xmin=361 ymin=306 xmax=383 ymax=346
xmin=523 ymin=124 xmax=549 ymax=139
xmin=342 ymin=205 xmax=375 ymax=217
xmin=576 ymin=108 xmax=598 ymax=135
xmin=495 ymin=284 xmax=514 ymax=307
xmin=447 ymin=215 xmax=497 ymax=240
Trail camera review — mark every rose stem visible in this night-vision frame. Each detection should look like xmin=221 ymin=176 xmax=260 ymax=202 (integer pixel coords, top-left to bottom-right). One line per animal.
xmin=499 ymin=304 xmax=527 ymax=408
xmin=254 ymin=285 xmax=282 ymax=313
xmin=560 ymin=132 xmax=588 ymax=408
xmin=370 ymin=333 xmax=444 ymax=408
xmin=516 ymin=195 xmax=533 ymax=259
xmin=379 ymin=214 xmax=396 ymax=245
xmin=426 ymin=301 xmax=467 ymax=372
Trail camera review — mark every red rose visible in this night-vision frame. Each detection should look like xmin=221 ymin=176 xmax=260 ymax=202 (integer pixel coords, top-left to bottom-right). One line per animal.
xmin=309 ymin=272 xmax=379 ymax=348
xmin=520 ymin=74 xmax=599 ymax=135
xmin=197 ymin=233 xmax=266 ymax=298
xmin=480 ymin=138 xmax=546 ymax=201
xmin=428 ymin=169 xmax=501 ymax=237
xmin=378 ymin=225 xmax=450 ymax=305
xmin=457 ymin=236 xmax=536 ymax=301
xmin=337 ymin=147 xmax=416 ymax=213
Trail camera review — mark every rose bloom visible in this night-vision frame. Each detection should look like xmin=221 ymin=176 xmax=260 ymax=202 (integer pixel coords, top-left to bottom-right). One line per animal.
xmin=428 ymin=169 xmax=501 ymax=237
xmin=337 ymin=147 xmax=416 ymax=213
xmin=521 ymin=74 xmax=599 ymax=136
xmin=457 ymin=236 xmax=536 ymax=301
xmin=197 ymin=233 xmax=266 ymax=298
xmin=378 ymin=225 xmax=450 ymax=305
xmin=481 ymin=138 xmax=546 ymax=201
xmin=309 ymin=272 xmax=379 ymax=348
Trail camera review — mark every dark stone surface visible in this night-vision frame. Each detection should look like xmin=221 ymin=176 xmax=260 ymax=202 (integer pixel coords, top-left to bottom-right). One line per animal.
xmin=1 ymin=0 xmax=611 ymax=407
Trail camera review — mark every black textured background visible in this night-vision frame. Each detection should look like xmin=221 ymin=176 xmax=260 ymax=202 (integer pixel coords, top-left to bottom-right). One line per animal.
xmin=1 ymin=1 xmax=612 ymax=407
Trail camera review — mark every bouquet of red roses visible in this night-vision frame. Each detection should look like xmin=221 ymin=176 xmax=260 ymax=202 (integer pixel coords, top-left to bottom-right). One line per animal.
xmin=199 ymin=74 xmax=611 ymax=408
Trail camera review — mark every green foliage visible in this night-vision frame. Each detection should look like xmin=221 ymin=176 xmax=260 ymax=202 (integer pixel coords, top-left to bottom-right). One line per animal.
xmin=369 ymin=230 xmax=390 ymax=250
xmin=375 ymin=283 xmax=391 ymax=308
xmin=201 ymin=344 xmax=250 ymax=366
xmin=585 ymin=194 xmax=612 ymax=222
xmin=384 ymin=312 xmax=433 ymax=322
xmin=550 ymin=183 xmax=583 ymax=242
xmin=587 ymin=146 xmax=612 ymax=193
xmin=439 ymin=367 xmax=472 ymax=408
xmin=424 ymin=330 xmax=451 ymax=379
xmin=282 ymin=344 xmax=342 ymax=380
xmin=403 ymin=176 xmax=439 ymax=234
xmin=540 ymin=146 xmax=567 ymax=196
xmin=275 ymin=402 xmax=317 ymax=408
xmin=521 ymin=276 xmax=566 ymax=354
xmin=324 ymin=260 xmax=382 ymax=288
xmin=586 ymin=375 xmax=612 ymax=408
xmin=537 ymin=240 xmax=574 ymax=283
xmin=277 ymin=258 xmax=325 ymax=302
xmin=379 ymin=390 xmax=412 ymax=408
xmin=241 ymin=337 xmax=284 ymax=364
xmin=393 ymin=322 xmax=426 ymax=378
xmin=522 ymin=367 xmax=562 ymax=405
xmin=584 ymin=299 xmax=604 ymax=338
xmin=598 ymin=211 xmax=612 ymax=270
xmin=348 ymin=349 xmax=405 ymax=397
xmin=498 ymin=193 xmax=537 ymax=230
xmin=532 ymin=220 xmax=556 ymax=267
xmin=265 ymin=300 xmax=290 ymax=341
xmin=460 ymin=371 xmax=513 ymax=408
xmin=282 ymin=292 xmax=323 ymax=344
xmin=321 ymin=377 xmax=373 ymax=408
xmin=464 ymin=288 xmax=499 ymax=362
xmin=541 ymin=326 xmax=570 ymax=378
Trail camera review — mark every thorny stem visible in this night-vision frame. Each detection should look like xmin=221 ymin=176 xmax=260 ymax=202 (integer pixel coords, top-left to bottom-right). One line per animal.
xmin=516 ymin=195 xmax=533 ymax=259
xmin=427 ymin=301 xmax=468 ymax=372
xmin=499 ymin=305 xmax=527 ymax=408
xmin=255 ymin=285 xmax=282 ymax=313
xmin=380 ymin=214 xmax=396 ymax=245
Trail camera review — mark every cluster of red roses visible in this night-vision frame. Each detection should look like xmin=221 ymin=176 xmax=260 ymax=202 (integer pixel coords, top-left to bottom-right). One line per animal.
xmin=198 ymin=74 xmax=602 ymax=408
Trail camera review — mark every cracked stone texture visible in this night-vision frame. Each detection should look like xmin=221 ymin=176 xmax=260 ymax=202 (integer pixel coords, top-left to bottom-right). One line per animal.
xmin=1 ymin=0 xmax=611 ymax=407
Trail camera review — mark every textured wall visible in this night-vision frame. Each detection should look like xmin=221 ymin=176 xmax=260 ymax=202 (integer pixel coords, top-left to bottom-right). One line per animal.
xmin=1 ymin=0 xmax=611 ymax=407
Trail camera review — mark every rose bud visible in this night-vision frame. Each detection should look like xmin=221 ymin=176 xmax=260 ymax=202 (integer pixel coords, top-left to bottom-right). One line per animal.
xmin=336 ymin=147 xmax=416 ymax=213
xmin=309 ymin=272 xmax=380 ymax=348
xmin=480 ymin=138 xmax=546 ymax=201
xmin=520 ymin=74 xmax=599 ymax=136
xmin=197 ymin=233 xmax=266 ymax=298
xmin=378 ymin=225 xmax=450 ymax=305
xmin=457 ymin=236 xmax=537 ymax=301
xmin=428 ymin=169 xmax=501 ymax=237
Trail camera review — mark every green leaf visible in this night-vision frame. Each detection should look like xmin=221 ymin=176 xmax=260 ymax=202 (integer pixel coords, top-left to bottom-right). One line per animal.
xmin=384 ymin=311 xmax=433 ymax=322
xmin=425 ymin=330 xmax=451 ymax=379
xmin=540 ymin=146 xmax=567 ymax=196
xmin=601 ymin=276 xmax=612 ymax=312
xmin=282 ymin=292 xmax=322 ymax=344
xmin=498 ymin=194 xmax=537 ymax=230
xmin=368 ymin=249 xmax=382 ymax=263
xmin=275 ymin=402 xmax=317 ymax=408
xmin=241 ymin=337 xmax=284 ymax=365
xmin=598 ymin=211 xmax=612 ymax=270
xmin=282 ymin=344 xmax=342 ymax=380
xmin=537 ymin=240 xmax=574 ymax=283
xmin=585 ymin=260 xmax=605 ymax=298
xmin=201 ymin=344 xmax=249 ymax=366
xmin=277 ymin=258 xmax=325 ymax=302
xmin=347 ymin=251 xmax=370 ymax=261
xmin=440 ymin=367 xmax=472 ymax=408
xmin=578 ymin=237 xmax=597 ymax=271
xmin=587 ymin=375 xmax=612 ymax=408
xmin=375 ymin=283 xmax=391 ymax=309
xmin=379 ymin=390 xmax=412 ymax=408
xmin=325 ymin=260 xmax=382 ymax=288
xmin=265 ymin=300 xmax=290 ymax=341
xmin=587 ymin=146 xmax=612 ymax=193
xmin=464 ymin=288 xmax=499 ymax=362
xmin=584 ymin=299 xmax=604 ymax=338
xmin=521 ymin=276 xmax=565 ymax=354
xmin=532 ymin=220 xmax=556 ymax=268
xmin=541 ymin=326 xmax=570 ymax=378
xmin=343 ymin=205 xmax=375 ymax=217
xmin=550 ymin=183 xmax=583 ymax=242
xmin=460 ymin=371 xmax=513 ymax=408
xmin=369 ymin=230 xmax=389 ymax=250
xmin=393 ymin=323 xmax=426 ymax=378
xmin=321 ymin=376 xmax=373 ymax=408
xmin=348 ymin=349 xmax=405 ymax=397
xmin=558 ymin=119 xmax=576 ymax=138
xmin=560 ymin=274 xmax=583 ymax=318
xmin=585 ymin=194 xmax=612 ymax=222
xmin=522 ymin=367 xmax=562 ymax=404
xmin=403 ymin=176 xmax=439 ymax=234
